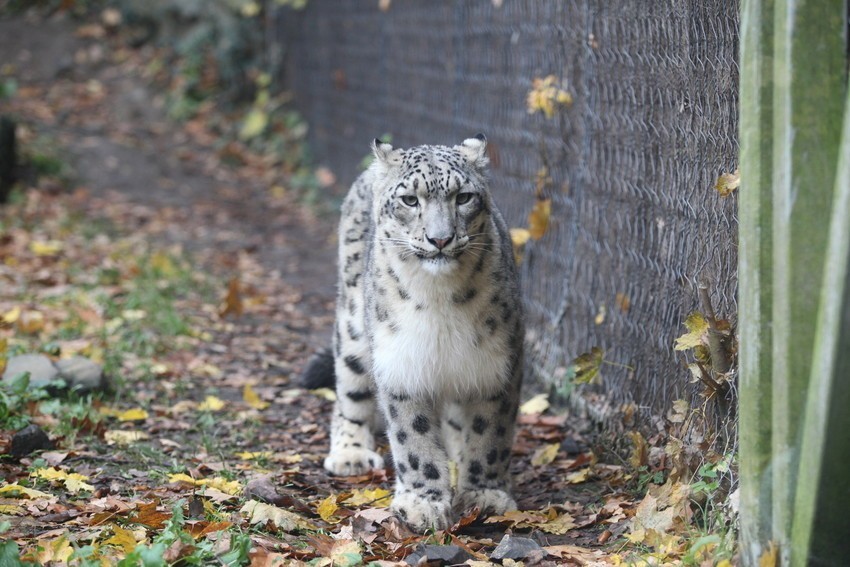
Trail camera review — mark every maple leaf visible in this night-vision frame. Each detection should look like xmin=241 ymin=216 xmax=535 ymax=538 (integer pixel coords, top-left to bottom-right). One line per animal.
xmin=243 ymin=383 xmax=270 ymax=410
xmin=630 ymin=479 xmax=692 ymax=538
xmin=674 ymin=312 xmax=709 ymax=351
xmin=103 ymin=524 xmax=139 ymax=554
xmin=627 ymin=431 xmax=648 ymax=468
xmin=317 ymin=494 xmax=340 ymax=523
xmin=486 ymin=508 xmax=577 ymax=534
xmin=219 ymin=277 xmax=244 ymax=318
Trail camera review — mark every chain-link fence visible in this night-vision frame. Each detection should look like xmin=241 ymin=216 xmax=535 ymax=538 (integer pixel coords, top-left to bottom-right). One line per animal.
xmin=268 ymin=0 xmax=739 ymax=441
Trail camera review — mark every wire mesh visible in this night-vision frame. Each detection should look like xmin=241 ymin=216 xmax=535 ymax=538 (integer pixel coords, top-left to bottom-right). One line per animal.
xmin=269 ymin=0 xmax=740 ymax=438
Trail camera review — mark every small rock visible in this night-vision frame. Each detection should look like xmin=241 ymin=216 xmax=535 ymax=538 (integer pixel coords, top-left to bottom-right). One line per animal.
xmin=11 ymin=424 xmax=53 ymax=457
xmin=405 ymin=544 xmax=472 ymax=565
xmin=2 ymin=354 xmax=59 ymax=389
xmin=490 ymin=534 xmax=543 ymax=561
xmin=55 ymin=356 xmax=106 ymax=393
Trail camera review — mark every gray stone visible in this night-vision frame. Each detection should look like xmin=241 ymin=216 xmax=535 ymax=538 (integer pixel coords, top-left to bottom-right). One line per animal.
xmin=11 ymin=424 xmax=53 ymax=457
xmin=405 ymin=544 xmax=472 ymax=565
xmin=55 ymin=356 xmax=106 ymax=393
xmin=490 ymin=534 xmax=543 ymax=561
xmin=2 ymin=354 xmax=59 ymax=389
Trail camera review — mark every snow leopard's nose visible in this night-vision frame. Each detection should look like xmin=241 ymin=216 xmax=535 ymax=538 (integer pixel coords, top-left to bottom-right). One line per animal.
xmin=426 ymin=234 xmax=454 ymax=250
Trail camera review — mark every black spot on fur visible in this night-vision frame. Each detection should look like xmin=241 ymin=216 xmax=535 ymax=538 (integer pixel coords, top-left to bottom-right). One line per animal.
xmin=389 ymin=391 xmax=410 ymax=401
xmin=409 ymin=454 xmax=420 ymax=470
xmin=496 ymin=424 xmax=507 ymax=437
xmin=486 ymin=448 xmax=498 ymax=465
xmin=500 ymin=448 xmax=510 ymax=461
xmin=412 ymin=415 xmax=430 ymax=434
xmin=452 ymin=288 xmax=477 ymax=304
xmin=398 ymin=287 xmax=410 ymax=300
xmin=469 ymin=460 xmax=483 ymax=475
xmin=397 ymin=429 xmax=408 ymax=444
xmin=472 ymin=416 xmax=488 ymax=434
xmin=398 ymin=462 xmax=407 ymax=474
xmin=343 ymin=355 xmax=366 ymax=375
xmin=423 ymin=463 xmax=440 ymax=480
xmin=389 ymin=404 xmax=398 ymax=419
xmin=346 ymin=389 xmax=373 ymax=402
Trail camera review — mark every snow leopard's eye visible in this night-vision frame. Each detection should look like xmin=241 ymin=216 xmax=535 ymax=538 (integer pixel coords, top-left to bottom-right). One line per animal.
xmin=456 ymin=192 xmax=474 ymax=205
xmin=401 ymin=195 xmax=419 ymax=207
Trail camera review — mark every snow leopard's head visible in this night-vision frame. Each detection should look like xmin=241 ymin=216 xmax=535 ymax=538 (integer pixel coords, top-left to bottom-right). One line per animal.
xmin=369 ymin=135 xmax=492 ymax=274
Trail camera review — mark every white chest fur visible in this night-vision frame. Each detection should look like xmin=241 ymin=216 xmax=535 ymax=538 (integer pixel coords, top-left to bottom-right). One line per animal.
xmin=370 ymin=265 xmax=510 ymax=399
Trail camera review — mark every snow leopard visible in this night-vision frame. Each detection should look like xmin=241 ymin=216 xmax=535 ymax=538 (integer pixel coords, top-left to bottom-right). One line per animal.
xmin=301 ymin=135 xmax=524 ymax=531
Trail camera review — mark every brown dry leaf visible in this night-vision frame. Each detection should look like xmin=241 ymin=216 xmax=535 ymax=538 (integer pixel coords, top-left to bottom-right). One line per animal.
xmin=31 ymin=533 xmax=74 ymax=564
xmin=528 ymin=198 xmax=552 ymax=240
xmin=566 ymin=347 xmax=604 ymax=385
xmin=667 ymin=399 xmax=689 ymax=423
xmin=219 ymin=277 xmax=244 ymax=318
xmin=131 ymin=501 xmax=171 ymax=529
xmin=17 ymin=310 xmax=45 ymax=334
xmin=519 ymin=393 xmax=550 ymax=415
xmin=485 ymin=507 xmax=577 ymax=534
xmin=565 ymin=468 xmax=592 ymax=484
xmin=630 ymin=479 xmax=692 ymax=536
xmin=615 ymin=292 xmax=631 ymax=313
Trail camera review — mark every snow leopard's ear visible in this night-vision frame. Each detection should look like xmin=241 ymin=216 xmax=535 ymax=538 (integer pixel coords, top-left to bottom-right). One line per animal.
xmin=455 ymin=133 xmax=488 ymax=169
xmin=370 ymin=138 xmax=403 ymax=169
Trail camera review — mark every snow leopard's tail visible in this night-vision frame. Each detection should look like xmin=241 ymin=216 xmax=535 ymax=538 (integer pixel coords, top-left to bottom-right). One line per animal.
xmin=298 ymin=347 xmax=335 ymax=389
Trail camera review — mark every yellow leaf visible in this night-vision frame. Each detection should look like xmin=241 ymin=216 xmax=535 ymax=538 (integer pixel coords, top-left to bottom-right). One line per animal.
xmin=715 ymin=169 xmax=740 ymax=197
xmin=566 ymin=347 xmax=604 ymax=385
xmin=526 ymin=75 xmax=572 ymax=118
xmin=0 ymin=504 xmax=22 ymax=514
xmin=150 ymin=251 xmax=177 ymax=276
xmin=310 ymin=387 xmax=336 ymax=401
xmin=236 ymin=451 xmax=272 ymax=460
xmin=0 ymin=482 xmax=52 ymax=499
xmin=486 ymin=508 xmax=577 ymax=534
xmin=117 ymin=408 xmax=149 ymax=422
xmin=344 ymin=487 xmax=392 ymax=507
xmin=519 ymin=393 xmax=550 ymax=415
xmin=17 ymin=310 xmax=45 ymax=334
xmin=241 ymin=499 xmax=316 ymax=530
xmin=239 ymin=108 xmax=268 ymax=140
xmin=531 ymin=442 xmax=560 ymax=466
xmin=198 ymin=395 xmax=226 ymax=411
xmin=32 ymin=467 xmax=94 ymax=493
xmin=103 ymin=524 xmax=139 ymax=554
xmin=566 ymin=468 xmax=592 ymax=484
xmin=34 ymin=533 xmax=74 ymax=564
xmin=0 ymin=337 xmax=6 ymax=375
xmin=627 ymin=431 xmax=648 ymax=468
xmin=1 ymin=306 xmax=20 ymax=323
xmin=29 ymin=240 xmax=63 ymax=256
xmin=205 ymin=477 xmax=242 ymax=495
xmin=243 ymin=383 xmax=270 ymax=410
xmin=510 ymin=228 xmax=531 ymax=247
xmin=105 ymin=430 xmax=150 ymax=445
xmin=759 ymin=542 xmax=778 ymax=567
xmin=528 ymin=198 xmax=552 ymax=240
xmin=317 ymin=494 xmax=340 ymax=523
xmin=674 ymin=312 xmax=709 ymax=351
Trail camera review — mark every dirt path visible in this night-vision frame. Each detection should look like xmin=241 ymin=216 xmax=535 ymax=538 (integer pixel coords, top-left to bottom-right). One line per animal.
xmin=0 ymin=11 xmax=642 ymax=565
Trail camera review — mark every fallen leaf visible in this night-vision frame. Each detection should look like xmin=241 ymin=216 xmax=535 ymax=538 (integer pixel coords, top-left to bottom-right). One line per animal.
xmin=219 ymin=277 xmax=244 ymax=318
xmin=243 ymin=383 xmax=270 ymax=410
xmin=486 ymin=508 xmax=577 ymax=534
xmin=0 ymin=483 xmax=53 ymax=499
xmin=627 ymin=431 xmax=648 ymax=468
xmin=674 ymin=312 xmax=709 ymax=351
xmin=117 ymin=408 xmax=149 ymax=422
xmin=528 ymin=198 xmax=552 ymax=240
xmin=519 ymin=393 xmax=550 ymax=415
xmin=32 ymin=467 xmax=94 ymax=493
xmin=239 ymin=108 xmax=268 ymax=140
xmin=310 ymin=388 xmax=336 ymax=402
xmin=317 ymin=494 xmax=340 ymax=523
xmin=105 ymin=430 xmax=150 ymax=445
xmin=565 ymin=468 xmax=592 ymax=484
xmin=1 ymin=306 xmax=20 ymax=324
xmin=344 ymin=487 xmax=392 ymax=507
xmin=32 ymin=533 xmax=74 ymax=564
xmin=198 ymin=395 xmax=226 ymax=411
xmin=526 ymin=75 xmax=573 ymax=118
xmin=530 ymin=442 xmax=560 ymax=466
xmin=714 ymin=169 xmax=740 ymax=197
xmin=103 ymin=524 xmax=139 ymax=554
xmin=566 ymin=347 xmax=604 ymax=384
xmin=17 ymin=310 xmax=45 ymax=334
xmin=236 ymin=451 xmax=272 ymax=460
xmin=29 ymin=240 xmax=63 ymax=256
xmin=241 ymin=499 xmax=316 ymax=531
xmin=510 ymin=228 xmax=531 ymax=247
xmin=667 ymin=399 xmax=689 ymax=423
xmin=329 ymin=540 xmax=363 ymax=567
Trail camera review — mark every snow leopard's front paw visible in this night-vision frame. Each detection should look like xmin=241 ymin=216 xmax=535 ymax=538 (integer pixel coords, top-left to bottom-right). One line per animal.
xmin=453 ymin=487 xmax=516 ymax=516
xmin=324 ymin=448 xmax=384 ymax=477
xmin=391 ymin=489 xmax=453 ymax=532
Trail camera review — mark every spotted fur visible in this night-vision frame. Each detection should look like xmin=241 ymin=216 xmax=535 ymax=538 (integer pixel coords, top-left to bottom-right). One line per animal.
xmin=321 ymin=135 xmax=523 ymax=531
